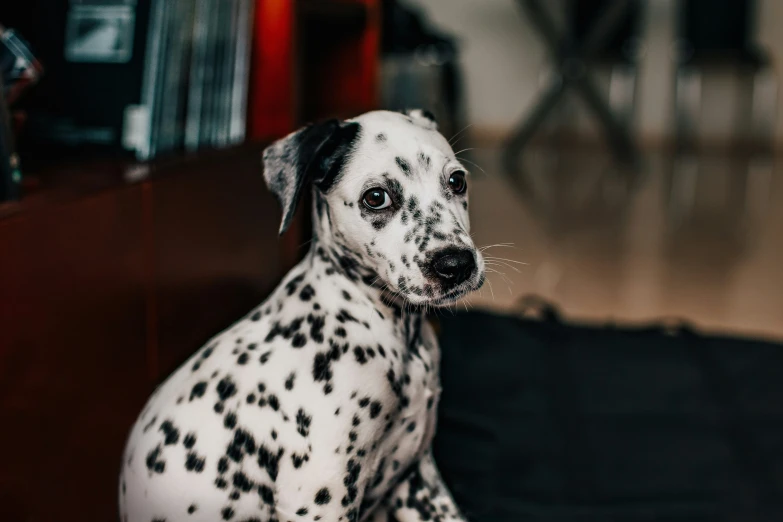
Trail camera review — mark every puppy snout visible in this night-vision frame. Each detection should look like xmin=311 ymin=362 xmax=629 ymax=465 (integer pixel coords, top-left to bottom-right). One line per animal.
xmin=430 ymin=248 xmax=476 ymax=287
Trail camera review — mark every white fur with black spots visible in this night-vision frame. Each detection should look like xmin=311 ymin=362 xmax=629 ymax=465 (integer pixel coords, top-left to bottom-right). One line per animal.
xmin=119 ymin=110 xmax=484 ymax=522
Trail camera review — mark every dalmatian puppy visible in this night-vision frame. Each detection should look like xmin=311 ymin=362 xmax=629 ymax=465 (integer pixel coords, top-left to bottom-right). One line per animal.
xmin=119 ymin=109 xmax=485 ymax=522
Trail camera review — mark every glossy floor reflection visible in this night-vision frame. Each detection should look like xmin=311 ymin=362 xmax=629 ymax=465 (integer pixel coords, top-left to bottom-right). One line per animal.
xmin=465 ymin=146 xmax=783 ymax=341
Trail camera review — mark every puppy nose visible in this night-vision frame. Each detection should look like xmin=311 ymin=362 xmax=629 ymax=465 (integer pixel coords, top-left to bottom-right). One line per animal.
xmin=431 ymin=248 xmax=476 ymax=286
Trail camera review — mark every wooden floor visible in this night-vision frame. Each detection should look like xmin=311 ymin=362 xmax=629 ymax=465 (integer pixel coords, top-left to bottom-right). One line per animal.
xmin=465 ymin=146 xmax=783 ymax=342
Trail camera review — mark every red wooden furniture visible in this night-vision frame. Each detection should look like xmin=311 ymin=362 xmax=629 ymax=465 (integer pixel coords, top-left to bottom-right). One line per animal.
xmin=249 ymin=0 xmax=380 ymax=139
xmin=0 ymin=1 xmax=379 ymax=519
xmin=0 ymin=145 xmax=291 ymax=521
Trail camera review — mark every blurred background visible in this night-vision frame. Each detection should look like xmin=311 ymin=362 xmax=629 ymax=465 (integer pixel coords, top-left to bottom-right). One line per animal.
xmin=2 ymin=1 xmax=783 ymax=521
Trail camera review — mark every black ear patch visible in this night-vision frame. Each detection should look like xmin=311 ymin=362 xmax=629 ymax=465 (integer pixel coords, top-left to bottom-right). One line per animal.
xmin=403 ymin=108 xmax=437 ymax=131
xmin=262 ymin=120 xmax=361 ymax=234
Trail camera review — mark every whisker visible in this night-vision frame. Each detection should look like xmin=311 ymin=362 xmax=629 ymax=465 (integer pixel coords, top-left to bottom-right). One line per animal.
xmin=479 ymin=243 xmax=516 ymax=251
xmin=452 ymin=147 xmax=476 ymax=157
xmin=485 ymin=267 xmax=515 ymax=285
xmin=454 ymin=156 xmax=488 ymax=176
xmin=484 ymin=255 xmax=528 ymax=266
xmin=486 ymin=269 xmax=513 ymax=295
xmin=485 ymin=272 xmax=514 ymax=294
xmin=485 ymin=260 xmax=522 ymax=274
xmin=448 ymin=123 xmax=474 ymax=145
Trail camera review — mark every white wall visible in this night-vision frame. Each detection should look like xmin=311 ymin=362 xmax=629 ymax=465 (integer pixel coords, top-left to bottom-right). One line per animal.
xmin=406 ymin=0 xmax=783 ymax=145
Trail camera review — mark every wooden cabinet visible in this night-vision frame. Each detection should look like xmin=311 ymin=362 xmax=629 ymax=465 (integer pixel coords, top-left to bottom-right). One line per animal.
xmin=1 ymin=185 xmax=149 ymax=522
xmin=0 ymin=144 xmax=304 ymax=521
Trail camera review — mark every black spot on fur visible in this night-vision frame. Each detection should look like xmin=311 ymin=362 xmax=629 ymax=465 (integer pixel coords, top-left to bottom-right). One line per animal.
xmin=257 ymin=445 xmax=284 ymax=481
xmin=395 ymin=157 xmax=412 ymax=177
xmin=292 ymin=332 xmax=307 ymax=348
xmin=417 ymin=151 xmax=431 ymax=170
xmin=266 ymin=317 xmax=305 ymax=343
xmin=185 ymin=452 xmax=205 ymax=472
xmin=342 ymin=459 xmax=361 ymax=507
xmin=285 ymin=273 xmax=305 ymax=296
xmin=215 ymin=377 xmax=236 ymax=402
xmin=259 ymin=484 xmax=275 ymax=505
xmin=233 ymin=470 xmax=254 ymax=492
xmin=315 ymin=488 xmax=332 ymax=505
xmin=296 ymin=408 xmax=312 ymax=437
xmin=160 ymin=420 xmax=180 ymax=445
xmin=183 ymin=433 xmax=196 ymax=449
xmin=285 ymin=372 xmax=296 ymax=390
xmin=376 ymin=133 xmax=387 ymax=142
xmin=353 ymin=346 xmax=368 ymax=364
xmin=299 ymin=284 xmax=315 ymax=301
xmin=336 ymin=309 xmax=358 ymax=323
xmin=309 ymin=315 xmax=326 ymax=343
xmin=313 ymin=353 xmax=332 ymax=382
xmin=218 ymin=457 xmax=229 ymax=473
xmin=292 ymin=453 xmax=306 ymax=468
xmin=146 ymin=445 xmax=165 ymax=474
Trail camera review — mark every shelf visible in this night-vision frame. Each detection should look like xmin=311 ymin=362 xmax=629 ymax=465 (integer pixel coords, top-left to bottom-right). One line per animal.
xmin=0 ymin=142 xmax=270 ymax=221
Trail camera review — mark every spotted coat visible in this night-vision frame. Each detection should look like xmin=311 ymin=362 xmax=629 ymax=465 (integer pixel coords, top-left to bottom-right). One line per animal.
xmin=120 ymin=110 xmax=483 ymax=522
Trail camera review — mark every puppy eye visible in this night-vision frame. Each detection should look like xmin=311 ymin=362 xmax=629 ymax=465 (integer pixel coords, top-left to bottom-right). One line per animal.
xmin=362 ymin=188 xmax=392 ymax=210
xmin=448 ymin=170 xmax=467 ymax=194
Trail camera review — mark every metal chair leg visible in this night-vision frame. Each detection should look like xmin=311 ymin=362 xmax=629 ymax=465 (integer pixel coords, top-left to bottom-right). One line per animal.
xmin=503 ymin=79 xmax=566 ymax=172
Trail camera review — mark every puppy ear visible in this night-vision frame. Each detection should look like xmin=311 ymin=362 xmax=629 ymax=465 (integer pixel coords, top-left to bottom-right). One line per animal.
xmin=262 ymin=119 xmax=360 ymax=235
xmin=403 ymin=108 xmax=438 ymax=131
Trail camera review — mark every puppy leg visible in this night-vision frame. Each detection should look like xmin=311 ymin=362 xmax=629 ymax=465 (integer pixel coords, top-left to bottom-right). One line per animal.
xmin=381 ymin=451 xmax=467 ymax=522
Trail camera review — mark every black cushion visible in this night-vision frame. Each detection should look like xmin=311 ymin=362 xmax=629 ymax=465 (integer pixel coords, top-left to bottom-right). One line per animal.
xmin=433 ymin=305 xmax=783 ymax=521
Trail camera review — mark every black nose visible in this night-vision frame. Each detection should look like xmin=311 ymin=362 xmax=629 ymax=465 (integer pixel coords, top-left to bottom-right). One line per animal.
xmin=431 ymin=248 xmax=476 ymax=286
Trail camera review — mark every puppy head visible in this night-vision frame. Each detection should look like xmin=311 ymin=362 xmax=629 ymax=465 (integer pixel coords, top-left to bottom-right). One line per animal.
xmin=263 ymin=109 xmax=484 ymax=306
